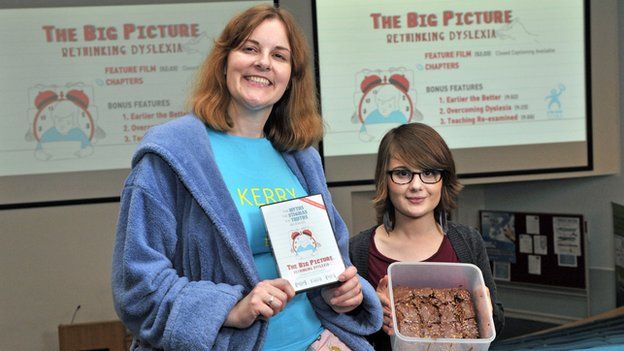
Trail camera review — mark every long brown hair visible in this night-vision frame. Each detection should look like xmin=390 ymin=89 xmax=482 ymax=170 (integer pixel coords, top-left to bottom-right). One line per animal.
xmin=187 ymin=4 xmax=322 ymax=151
xmin=372 ymin=123 xmax=463 ymax=230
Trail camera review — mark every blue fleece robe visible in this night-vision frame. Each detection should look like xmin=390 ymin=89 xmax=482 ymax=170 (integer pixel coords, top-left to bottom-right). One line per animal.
xmin=112 ymin=115 xmax=382 ymax=350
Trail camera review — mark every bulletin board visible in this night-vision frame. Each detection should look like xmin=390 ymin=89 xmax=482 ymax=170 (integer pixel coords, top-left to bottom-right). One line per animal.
xmin=479 ymin=210 xmax=586 ymax=289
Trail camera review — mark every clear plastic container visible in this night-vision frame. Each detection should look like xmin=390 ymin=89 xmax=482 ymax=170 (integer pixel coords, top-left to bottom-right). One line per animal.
xmin=388 ymin=262 xmax=496 ymax=351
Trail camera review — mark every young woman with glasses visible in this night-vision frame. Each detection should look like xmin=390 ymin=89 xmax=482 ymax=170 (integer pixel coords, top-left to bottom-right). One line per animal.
xmin=349 ymin=123 xmax=504 ymax=351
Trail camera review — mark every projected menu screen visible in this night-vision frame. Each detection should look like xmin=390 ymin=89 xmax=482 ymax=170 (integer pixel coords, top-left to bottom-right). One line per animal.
xmin=0 ymin=1 xmax=264 ymax=177
xmin=315 ymin=0 xmax=589 ymax=182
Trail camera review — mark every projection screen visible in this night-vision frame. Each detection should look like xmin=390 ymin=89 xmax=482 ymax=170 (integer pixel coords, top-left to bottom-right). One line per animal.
xmin=0 ymin=0 xmax=268 ymax=205
xmin=315 ymin=0 xmax=590 ymax=184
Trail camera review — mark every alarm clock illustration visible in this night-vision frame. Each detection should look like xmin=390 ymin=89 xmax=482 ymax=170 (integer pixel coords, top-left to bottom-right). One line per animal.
xmin=355 ymin=73 xmax=416 ymax=142
xmin=32 ymin=89 xmax=95 ymax=160
xmin=291 ymin=229 xmax=320 ymax=257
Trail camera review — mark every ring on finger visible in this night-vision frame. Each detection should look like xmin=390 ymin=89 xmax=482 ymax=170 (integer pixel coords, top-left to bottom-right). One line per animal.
xmin=267 ymin=294 xmax=274 ymax=306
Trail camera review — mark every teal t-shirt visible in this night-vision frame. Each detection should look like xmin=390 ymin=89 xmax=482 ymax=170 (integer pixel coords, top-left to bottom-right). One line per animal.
xmin=208 ymin=129 xmax=323 ymax=351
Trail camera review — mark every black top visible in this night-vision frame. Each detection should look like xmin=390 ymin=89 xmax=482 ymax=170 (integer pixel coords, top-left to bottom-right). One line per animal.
xmin=349 ymin=222 xmax=505 ymax=336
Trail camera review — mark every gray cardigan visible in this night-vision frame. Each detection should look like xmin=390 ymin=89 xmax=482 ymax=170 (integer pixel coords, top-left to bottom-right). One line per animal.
xmin=349 ymin=222 xmax=505 ymax=335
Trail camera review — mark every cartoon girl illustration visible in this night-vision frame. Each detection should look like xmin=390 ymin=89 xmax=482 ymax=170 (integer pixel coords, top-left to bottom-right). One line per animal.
xmin=545 ymin=84 xmax=566 ymax=113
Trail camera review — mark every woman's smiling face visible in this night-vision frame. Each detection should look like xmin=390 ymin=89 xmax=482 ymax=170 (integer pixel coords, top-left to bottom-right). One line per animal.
xmin=387 ymin=157 xmax=442 ymax=222
xmin=225 ymin=18 xmax=292 ymax=116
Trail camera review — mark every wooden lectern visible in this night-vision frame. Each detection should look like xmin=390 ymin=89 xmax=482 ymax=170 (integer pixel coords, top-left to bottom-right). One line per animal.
xmin=58 ymin=320 xmax=129 ymax=351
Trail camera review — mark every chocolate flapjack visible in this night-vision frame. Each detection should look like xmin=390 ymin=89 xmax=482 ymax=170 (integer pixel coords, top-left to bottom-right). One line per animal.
xmin=394 ymin=287 xmax=480 ymax=339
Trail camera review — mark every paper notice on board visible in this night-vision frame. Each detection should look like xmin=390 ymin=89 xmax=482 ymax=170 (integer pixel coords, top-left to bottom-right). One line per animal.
xmin=526 ymin=215 xmax=540 ymax=234
xmin=612 ymin=202 xmax=624 ymax=307
xmin=493 ymin=261 xmax=510 ymax=281
xmin=558 ymin=254 xmax=578 ymax=267
xmin=616 ymin=235 xmax=624 ymax=268
xmin=615 ymin=234 xmax=624 ymax=307
xmin=519 ymin=234 xmax=533 ymax=254
xmin=534 ymin=235 xmax=548 ymax=255
xmin=553 ymin=217 xmax=581 ymax=256
xmin=528 ymin=255 xmax=541 ymax=275
xmin=480 ymin=211 xmax=517 ymax=263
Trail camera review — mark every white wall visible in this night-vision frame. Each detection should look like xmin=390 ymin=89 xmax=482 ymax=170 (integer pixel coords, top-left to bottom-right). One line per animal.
xmin=0 ymin=203 xmax=120 ymax=351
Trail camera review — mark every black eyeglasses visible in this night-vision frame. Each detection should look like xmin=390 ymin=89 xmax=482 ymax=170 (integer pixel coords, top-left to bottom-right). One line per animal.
xmin=387 ymin=169 xmax=444 ymax=185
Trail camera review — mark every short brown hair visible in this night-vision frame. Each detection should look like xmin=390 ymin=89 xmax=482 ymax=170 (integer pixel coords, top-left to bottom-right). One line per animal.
xmin=187 ymin=4 xmax=322 ymax=151
xmin=372 ymin=123 xmax=463 ymax=229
